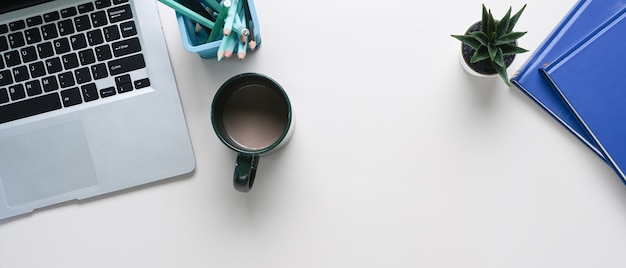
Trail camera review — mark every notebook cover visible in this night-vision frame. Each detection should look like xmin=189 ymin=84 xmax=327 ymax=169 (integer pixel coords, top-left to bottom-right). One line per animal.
xmin=510 ymin=0 xmax=626 ymax=160
xmin=541 ymin=8 xmax=626 ymax=182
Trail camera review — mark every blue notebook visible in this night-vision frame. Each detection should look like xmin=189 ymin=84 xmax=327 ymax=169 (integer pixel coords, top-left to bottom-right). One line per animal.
xmin=541 ymin=7 xmax=626 ymax=182
xmin=510 ymin=0 xmax=626 ymax=160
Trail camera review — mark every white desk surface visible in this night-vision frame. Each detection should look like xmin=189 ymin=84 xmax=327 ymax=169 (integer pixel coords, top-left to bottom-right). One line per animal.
xmin=4 ymin=0 xmax=626 ymax=267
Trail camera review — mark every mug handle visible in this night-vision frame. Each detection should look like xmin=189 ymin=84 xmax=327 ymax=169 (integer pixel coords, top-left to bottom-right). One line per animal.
xmin=233 ymin=154 xmax=260 ymax=192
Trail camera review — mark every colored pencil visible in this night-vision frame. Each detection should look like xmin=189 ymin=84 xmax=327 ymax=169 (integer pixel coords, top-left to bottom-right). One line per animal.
xmin=206 ymin=0 xmax=231 ymax=42
xmin=223 ymin=34 xmax=237 ymax=58
xmin=222 ymin=0 xmax=240 ymax=36
xmin=157 ymin=0 xmax=215 ymax=30
xmin=241 ymin=0 xmax=256 ymax=50
xmin=199 ymin=0 xmax=222 ymax=15
xmin=232 ymin=7 xmax=249 ymax=42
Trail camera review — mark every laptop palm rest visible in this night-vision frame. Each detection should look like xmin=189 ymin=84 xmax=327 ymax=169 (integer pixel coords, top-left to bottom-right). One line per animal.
xmin=0 ymin=121 xmax=97 ymax=207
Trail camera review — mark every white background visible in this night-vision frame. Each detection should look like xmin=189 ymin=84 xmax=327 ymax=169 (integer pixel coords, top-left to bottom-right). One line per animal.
xmin=4 ymin=0 xmax=626 ymax=267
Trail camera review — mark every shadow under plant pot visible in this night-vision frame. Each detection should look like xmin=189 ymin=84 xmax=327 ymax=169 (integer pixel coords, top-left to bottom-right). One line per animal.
xmin=459 ymin=21 xmax=516 ymax=77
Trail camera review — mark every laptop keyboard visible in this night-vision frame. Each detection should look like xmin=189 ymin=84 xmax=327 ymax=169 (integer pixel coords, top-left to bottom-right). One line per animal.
xmin=0 ymin=0 xmax=150 ymax=124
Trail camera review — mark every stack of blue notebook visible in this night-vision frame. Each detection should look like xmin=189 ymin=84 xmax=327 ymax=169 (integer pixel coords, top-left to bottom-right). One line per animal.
xmin=510 ymin=0 xmax=626 ymax=183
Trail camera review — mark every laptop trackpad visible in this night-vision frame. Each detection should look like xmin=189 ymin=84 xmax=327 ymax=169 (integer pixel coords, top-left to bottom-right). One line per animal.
xmin=0 ymin=121 xmax=98 ymax=207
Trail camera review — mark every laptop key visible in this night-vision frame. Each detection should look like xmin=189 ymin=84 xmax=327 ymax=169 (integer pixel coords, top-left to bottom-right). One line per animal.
xmin=0 ymin=36 xmax=8 ymax=52
xmin=41 ymin=23 xmax=58 ymax=40
xmin=87 ymin=29 xmax=104 ymax=46
xmin=100 ymin=86 xmax=115 ymax=98
xmin=53 ymin=37 xmax=70 ymax=54
xmin=37 ymin=42 xmax=54 ymax=58
xmin=95 ymin=44 xmax=112 ymax=61
xmin=108 ymin=5 xmax=133 ymax=23
xmin=20 ymin=46 xmax=38 ymax=63
xmin=0 ymin=70 xmax=13 ymax=86
xmin=4 ymin=50 xmax=21 ymax=67
xmin=91 ymin=63 xmax=108 ymax=80
xmin=12 ymin=66 xmax=29 ymax=83
xmin=120 ymin=21 xmax=137 ymax=37
xmin=61 ymin=87 xmax=82 ymax=107
xmin=78 ymin=3 xmax=95 ymax=14
xmin=45 ymin=57 xmax=63 ymax=74
xmin=0 ymin=88 xmax=8 ymax=103
xmin=107 ymin=53 xmax=145 ymax=76
xmin=43 ymin=11 xmax=60 ymax=23
xmin=8 ymin=32 xmax=25 ymax=49
xmin=61 ymin=53 xmax=79 ymax=70
xmin=103 ymin=25 xmax=120 ymax=41
xmin=8 ymin=84 xmax=25 ymax=100
xmin=58 ymin=71 xmax=76 ymax=88
xmin=117 ymin=82 xmax=132 ymax=93
xmin=57 ymin=19 xmax=75 ymax=36
xmin=91 ymin=11 xmax=108 ymax=28
xmin=74 ymin=67 xmax=91 ymax=84
xmin=25 ymin=80 xmax=42 ymax=96
xmin=70 ymin=33 xmax=87 ymax=50
xmin=133 ymin=78 xmax=150 ymax=89
xmin=60 ymin=7 xmax=77 ymax=18
xmin=81 ymin=83 xmax=98 ymax=102
xmin=79 ymin=49 xmax=96 ymax=65
xmin=9 ymin=20 xmax=26 ymax=31
xmin=112 ymin=37 xmax=141 ymax=57
xmin=74 ymin=15 xmax=91 ymax=32
xmin=0 ymin=92 xmax=62 ymax=124
xmin=24 ymin=28 xmax=42 ymax=44
xmin=114 ymin=74 xmax=130 ymax=85
xmin=29 ymin=61 xmax=46 ymax=78
xmin=95 ymin=0 xmax=112 ymax=9
xmin=42 ymin=76 xmax=59 ymax=92
xmin=26 ymin=16 xmax=43 ymax=27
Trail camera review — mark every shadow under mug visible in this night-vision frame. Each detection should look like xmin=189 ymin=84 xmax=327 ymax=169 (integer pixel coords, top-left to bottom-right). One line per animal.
xmin=211 ymin=73 xmax=294 ymax=192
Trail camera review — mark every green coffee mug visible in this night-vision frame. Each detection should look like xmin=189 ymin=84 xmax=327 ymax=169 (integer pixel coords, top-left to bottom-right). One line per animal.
xmin=211 ymin=73 xmax=294 ymax=192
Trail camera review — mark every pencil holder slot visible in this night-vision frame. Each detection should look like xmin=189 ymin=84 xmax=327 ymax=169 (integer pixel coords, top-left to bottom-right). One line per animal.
xmin=175 ymin=0 xmax=261 ymax=59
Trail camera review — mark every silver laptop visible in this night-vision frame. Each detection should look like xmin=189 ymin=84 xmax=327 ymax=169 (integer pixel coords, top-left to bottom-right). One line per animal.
xmin=0 ymin=0 xmax=196 ymax=220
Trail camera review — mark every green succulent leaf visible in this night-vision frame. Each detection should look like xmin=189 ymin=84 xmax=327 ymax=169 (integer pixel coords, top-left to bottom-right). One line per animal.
xmin=470 ymin=31 xmax=490 ymax=46
xmin=508 ymin=4 xmax=527 ymax=32
xmin=481 ymin=4 xmax=489 ymax=34
xmin=451 ymin=34 xmax=482 ymax=50
xmin=488 ymin=44 xmax=497 ymax=61
xmin=487 ymin=10 xmax=496 ymax=34
xmin=470 ymin=46 xmax=490 ymax=63
xmin=493 ymin=61 xmax=511 ymax=86
xmin=495 ymin=31 xmax=527 ymax=44
xmin=499 ymin=44 xmax=529 ymax=55
xmin=497 ymin=7 xmax=512 ymax=37
xmin=493 ymin=47 xmax=505 ymax=68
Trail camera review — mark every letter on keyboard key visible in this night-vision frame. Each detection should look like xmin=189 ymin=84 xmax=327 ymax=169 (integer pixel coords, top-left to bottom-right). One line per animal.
xmin=107 ymin=53 xmax=145 ymax=76
xmin=0 ymin=93 xmax=62 ymax=124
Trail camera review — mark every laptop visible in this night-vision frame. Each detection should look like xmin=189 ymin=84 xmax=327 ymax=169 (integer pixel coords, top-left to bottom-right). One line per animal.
xmin=0 ymin=0 xmax=196 ymax=220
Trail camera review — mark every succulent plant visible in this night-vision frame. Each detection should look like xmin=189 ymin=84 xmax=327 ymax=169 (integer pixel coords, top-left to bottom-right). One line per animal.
xmin=452 ymin=4 xmax=528 ymax=86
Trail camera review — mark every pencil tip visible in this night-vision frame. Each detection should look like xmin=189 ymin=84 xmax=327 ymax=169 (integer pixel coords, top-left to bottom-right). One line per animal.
xmin=249 ymin=41 xmax=257 ymax=50
xmin=238 ymin=53 xmax=245 ymax=60
xmin=223 ymin=28 xmax=231 ymax=36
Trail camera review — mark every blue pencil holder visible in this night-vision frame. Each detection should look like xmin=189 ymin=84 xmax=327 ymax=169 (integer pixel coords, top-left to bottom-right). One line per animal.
xmin=176 ymin=0 xmax=261 ymax=59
